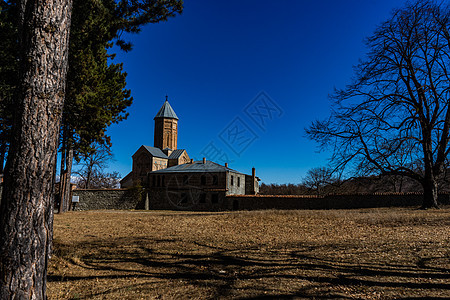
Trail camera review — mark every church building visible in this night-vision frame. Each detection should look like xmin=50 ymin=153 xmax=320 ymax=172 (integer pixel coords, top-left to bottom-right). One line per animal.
xmin=120 ymin=98 xmax=190 ymax=187
xmin=120 ymin=97 xmax=259 ymax=210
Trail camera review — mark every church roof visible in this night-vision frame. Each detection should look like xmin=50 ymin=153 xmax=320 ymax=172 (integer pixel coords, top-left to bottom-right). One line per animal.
xmin=154 ymin=99 xmax=178 ymax=120
xmin=168 ymin=149 xmax=186 ymax=159
xmin=150 ymin=160 xmax=244 ymax=174
xmin=142 ymin=145 xmax=168 ymax=158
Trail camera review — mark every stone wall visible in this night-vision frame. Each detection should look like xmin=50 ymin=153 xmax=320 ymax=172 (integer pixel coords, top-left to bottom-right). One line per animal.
xmin=227 ymin=193 xmax=450 ymax=210
xmin=72 ymin=189 xmax=144 ymax=211
xmin=1 ymin=185 xmax=448 ymax=211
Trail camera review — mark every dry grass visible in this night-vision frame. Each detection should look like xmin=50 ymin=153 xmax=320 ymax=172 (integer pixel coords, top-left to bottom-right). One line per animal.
xmin=48 ymin=207 xmax=450 ymax=299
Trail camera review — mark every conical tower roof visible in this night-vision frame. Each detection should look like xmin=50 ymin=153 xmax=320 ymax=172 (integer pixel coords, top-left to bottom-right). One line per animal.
xmin=154 ymin=97 xmax=178 ymax=120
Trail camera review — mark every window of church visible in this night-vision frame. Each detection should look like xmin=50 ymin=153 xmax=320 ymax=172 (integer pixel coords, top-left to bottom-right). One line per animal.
xmin=181 ymin=193 xmax=188 ymax=203
xmin=199 ymin=193 xmax=206 ymax=203
xmin=211 ymin=193 xmax=219 ymax=204
xmin=201 ymin=175 xmax=206 ymax=185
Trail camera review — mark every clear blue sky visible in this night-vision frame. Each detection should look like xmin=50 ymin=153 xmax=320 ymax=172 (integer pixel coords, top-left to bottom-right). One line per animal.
xmin=102 ymin=0 xmax=407 ymax=184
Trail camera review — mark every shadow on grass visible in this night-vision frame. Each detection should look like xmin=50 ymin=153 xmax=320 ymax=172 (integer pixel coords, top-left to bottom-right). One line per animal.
xmin=49 ymin=236 xmax=450 ymax=299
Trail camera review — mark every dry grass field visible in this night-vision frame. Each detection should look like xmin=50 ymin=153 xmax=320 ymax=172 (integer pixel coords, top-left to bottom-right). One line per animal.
xmin=48 ymin=208 xmax=450 ymax=299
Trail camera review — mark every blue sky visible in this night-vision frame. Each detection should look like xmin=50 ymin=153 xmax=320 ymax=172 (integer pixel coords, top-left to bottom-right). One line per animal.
xmin=102 ymin=0 xmax=407 ymax=184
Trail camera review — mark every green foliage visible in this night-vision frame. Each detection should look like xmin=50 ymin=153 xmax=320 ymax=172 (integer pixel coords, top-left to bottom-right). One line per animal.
xmin=63 ymin=0 xmax=134 ymax=156
xmin=0 ymin=0 xmax=183 ymax=164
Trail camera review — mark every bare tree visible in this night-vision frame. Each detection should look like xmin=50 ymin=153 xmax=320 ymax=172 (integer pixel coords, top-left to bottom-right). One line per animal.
xmin=302 ymin=167 xmax=336 ymax=196
xmin=74 ymin=143 xmax=115 ymax=189
xmin=75 ymin=170 xmax=121 ymax=189
xmin=0 ymin=0 xmax=73 ymax=298
xmin=307 ymin=0 xmax=450 ymax=208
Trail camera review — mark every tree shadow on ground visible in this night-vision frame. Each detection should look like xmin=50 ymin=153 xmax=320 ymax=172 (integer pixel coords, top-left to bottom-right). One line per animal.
xmin=48 ymin=236 xmax=450 ymax=299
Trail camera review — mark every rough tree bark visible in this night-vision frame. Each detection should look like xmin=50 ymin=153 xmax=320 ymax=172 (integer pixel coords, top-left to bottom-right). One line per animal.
xmin=0 ymin=0 xmax=73 ymax=298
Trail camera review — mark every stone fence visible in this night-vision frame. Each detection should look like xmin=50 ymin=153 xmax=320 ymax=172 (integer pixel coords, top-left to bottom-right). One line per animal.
xmin=227 ymin=193 xmax=450 ymax=210
xmin=71 ymin=188 xmax=144 ymax=211
xmin=0 ymin=185 xmax=448 ymax=211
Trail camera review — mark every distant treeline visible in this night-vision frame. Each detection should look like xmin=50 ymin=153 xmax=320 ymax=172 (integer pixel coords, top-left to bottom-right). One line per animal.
xmin=260 ymin=174 xmax=450 ymax=196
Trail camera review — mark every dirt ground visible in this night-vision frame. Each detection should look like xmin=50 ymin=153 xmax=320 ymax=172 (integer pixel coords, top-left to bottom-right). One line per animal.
xmin=47 ymin=207 xmax=450 ymax=299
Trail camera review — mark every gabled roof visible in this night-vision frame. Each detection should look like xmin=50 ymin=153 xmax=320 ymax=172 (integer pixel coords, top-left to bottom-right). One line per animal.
xmin=154 ymin=100 xmax=178 ymax=120
xmin=168 ymin=149 xmax=186 ymax=159
xmin=143 ymin=145 xmax=168 ymax=158
xmin=133 ymin=145 xmax=168 ymax=159
xmin=150 ymin=160 xmax=244 ymax=174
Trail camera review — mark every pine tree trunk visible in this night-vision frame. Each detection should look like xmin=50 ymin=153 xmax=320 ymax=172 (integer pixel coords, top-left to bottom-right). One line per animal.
xmin=0 ymin=0 xmax=72 ymax=298
xmin=58 ymin=129 xmax=67 ymax=213
xmin=62 ymin=148 xmax=73 ymax=210
xmin=0 ymin=140 xmax=6 ymax=174
xmin=422 ymin=176 xmax=439 ymax=209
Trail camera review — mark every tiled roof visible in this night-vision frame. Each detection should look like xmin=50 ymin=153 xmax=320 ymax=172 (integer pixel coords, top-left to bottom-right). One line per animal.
xmin=168 ymin=149 xmax=186 ymax=159
xmin=151 ymin=160 xmax=244 ymax=174
xmin=154 ymin=100 xmax=178 ymax=120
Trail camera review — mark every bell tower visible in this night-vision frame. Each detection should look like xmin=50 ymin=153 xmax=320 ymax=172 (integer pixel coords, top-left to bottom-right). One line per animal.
xmin=154 ymin=96 xmax=178 ymax=150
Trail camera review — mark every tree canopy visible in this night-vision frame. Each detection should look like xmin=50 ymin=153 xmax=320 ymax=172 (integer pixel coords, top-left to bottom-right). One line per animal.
xmin=306 ymin=0 xmax=450 ymax=208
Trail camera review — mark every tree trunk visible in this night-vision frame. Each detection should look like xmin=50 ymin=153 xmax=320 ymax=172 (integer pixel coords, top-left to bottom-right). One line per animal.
xmin=58 ymin=128 xmax=67 ymax=213
xmin=0 ymin=0 xmax=73 ymax=298
xmin=0 ymin=140 xmax=6 ymax=174
xmin=422 ymin=176 xmax=439 ymax=209
xmin=86 ymin=167 xmax=92 ymax=189
xmin=62 ymin=148 xmax=73 ymax=211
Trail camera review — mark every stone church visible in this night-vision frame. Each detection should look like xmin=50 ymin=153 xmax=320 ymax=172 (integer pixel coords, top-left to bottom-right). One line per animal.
xmin=120 ymin=98 xmax=191 ymax=187
xmin=120 ymin=97 xmax=259 ymax=210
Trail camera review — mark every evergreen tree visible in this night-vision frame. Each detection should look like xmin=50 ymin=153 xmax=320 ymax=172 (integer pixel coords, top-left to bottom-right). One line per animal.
xmin=58 ymin=0 xmax=183 ymax=212
xmin=0 ymin=0 xmax=73 ymax=297
xmin=0 ymin=0 xmax=183 ymax=211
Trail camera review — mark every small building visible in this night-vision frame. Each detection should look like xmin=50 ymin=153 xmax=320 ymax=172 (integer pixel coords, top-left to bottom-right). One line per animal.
xmin=146 ymin=159 xmax=259 ymax=210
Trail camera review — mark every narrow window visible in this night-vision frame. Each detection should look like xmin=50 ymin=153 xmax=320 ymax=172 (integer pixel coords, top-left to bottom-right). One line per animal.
xmin=201 ymin=175 xmax=206 ymax=185
xmin=162 ymin=176 xmax=165 ymax=187
xmin=199 ymin=193 xmax=206 ymax=203
xmin=152 ymin=175 xmax=156 ymax=187
xmin=157 ymin=175 xmax=161 ymax=187
xmin=211 ymin=193 xmax=219 ymax=204
xmin=181 ymin=193 xmax=188 ymax=203
xmin=231 ymin=175 xmax=234 ymax=186
xmin=237 ymin=177 xmax=240 ymax=187
xmin=183 ymin=175 xmax=188 ymax=185
xmin=213 ymin=175 xmax=218 ymax=185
